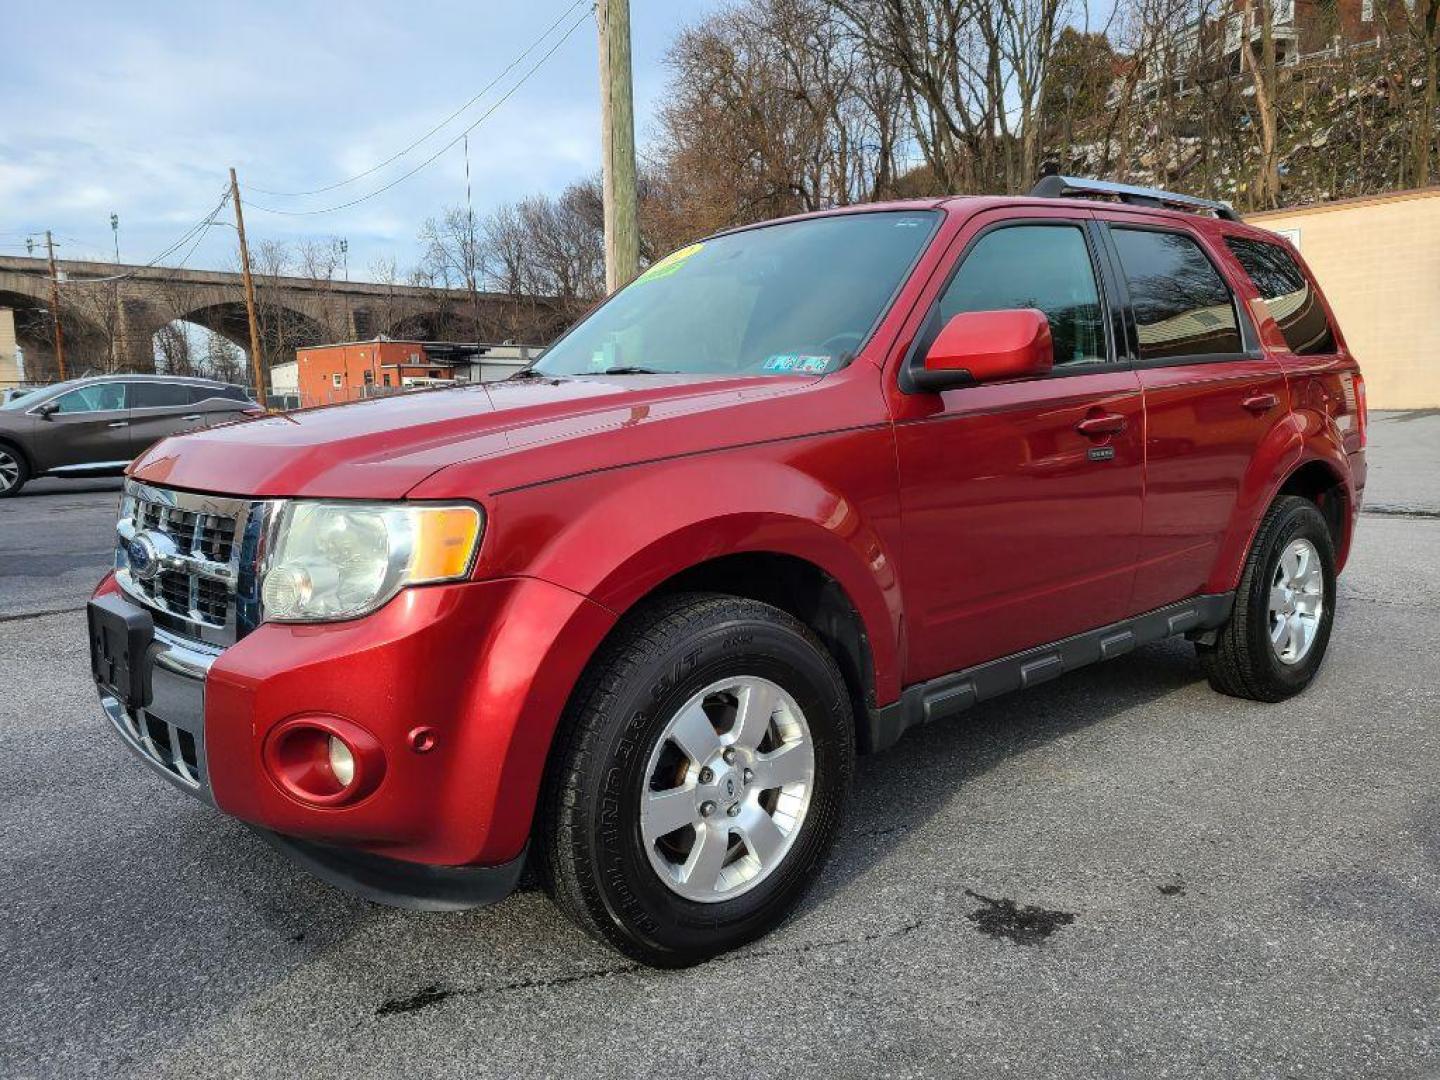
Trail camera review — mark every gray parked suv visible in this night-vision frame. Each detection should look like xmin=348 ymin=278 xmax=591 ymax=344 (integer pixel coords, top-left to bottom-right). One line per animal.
xmin=0 ymin=375 xmax=259 ymax=496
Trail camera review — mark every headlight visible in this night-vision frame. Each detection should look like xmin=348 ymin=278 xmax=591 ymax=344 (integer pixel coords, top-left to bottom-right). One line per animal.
xmin=260 ymin=502 xmax=483 ymax=623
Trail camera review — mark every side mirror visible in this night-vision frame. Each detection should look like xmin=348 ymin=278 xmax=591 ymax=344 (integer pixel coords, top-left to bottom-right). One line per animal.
xmin=35 ymin=401 xmax=59 ymax=419
xmin=910 ymin=309 xmax=1053 ymax=393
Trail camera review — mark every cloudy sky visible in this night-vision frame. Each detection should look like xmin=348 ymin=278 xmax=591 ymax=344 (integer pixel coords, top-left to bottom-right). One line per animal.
xmin=0 ymin=1 xmax=716 ymax=280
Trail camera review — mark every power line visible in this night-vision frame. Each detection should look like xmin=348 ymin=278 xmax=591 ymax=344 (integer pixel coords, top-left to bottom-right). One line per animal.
xmin=245 ymin=5 xmax=592 ymax=218
xmin=250 ymin=0 xmax=590 ymax=199
xmin=57 ymin=190 xmax=231 ymax=285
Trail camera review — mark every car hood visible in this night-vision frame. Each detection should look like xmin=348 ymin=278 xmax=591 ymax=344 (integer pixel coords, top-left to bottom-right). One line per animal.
xmin=128 ymin=373 xmax=818 ymax=499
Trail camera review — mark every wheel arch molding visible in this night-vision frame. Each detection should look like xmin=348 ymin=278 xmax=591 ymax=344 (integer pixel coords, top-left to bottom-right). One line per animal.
xmin=1208 ymin=430 xmax=1355 ymax=594
xmin=483 ymin=455 xmax=906 ymax=711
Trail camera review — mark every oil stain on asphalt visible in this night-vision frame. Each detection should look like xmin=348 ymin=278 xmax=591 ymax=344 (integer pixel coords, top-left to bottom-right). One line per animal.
xmin=1158 ymin=878 xmax=1186 ymax=897
xmin=964 ymin=890 xmax=1076 ymax=945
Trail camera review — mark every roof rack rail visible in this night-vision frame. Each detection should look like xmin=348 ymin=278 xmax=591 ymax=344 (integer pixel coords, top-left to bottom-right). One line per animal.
xmin=1029 ymin=175 xmax=1242 ymax=222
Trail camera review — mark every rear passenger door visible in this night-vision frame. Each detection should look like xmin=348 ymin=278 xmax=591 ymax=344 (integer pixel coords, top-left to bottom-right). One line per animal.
xmin=1222 ymin=235 xmax=1363 ymax=459
xmin=127 ymin=381 xmax=205 ymax=456
xmin=1096 ymin=216 xmax=1291 ymax=611
xmin=186 ymin=385 xmax=254 ymax=428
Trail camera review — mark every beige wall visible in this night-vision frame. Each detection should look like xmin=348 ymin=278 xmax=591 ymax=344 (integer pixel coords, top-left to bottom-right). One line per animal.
xmin=1249 ymin=188 xmax=1440 ymax=410
xmin=0 ymin=308 xmax=20 ymax=386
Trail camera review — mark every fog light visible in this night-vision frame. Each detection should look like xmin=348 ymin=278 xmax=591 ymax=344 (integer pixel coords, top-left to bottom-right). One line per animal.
xmin=328 ymin=736 xmax=355 ymax=787
xmin=262 ymin=715 xmax=385 ymax=807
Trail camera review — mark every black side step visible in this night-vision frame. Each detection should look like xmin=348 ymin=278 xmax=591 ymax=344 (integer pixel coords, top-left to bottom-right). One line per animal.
xmin=864 ymin=593 xmax=1234 ymax=753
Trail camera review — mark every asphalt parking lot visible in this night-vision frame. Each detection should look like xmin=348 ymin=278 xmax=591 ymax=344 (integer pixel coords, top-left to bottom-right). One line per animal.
xmin=2 ymin=414 xmax=1437 ymax=1079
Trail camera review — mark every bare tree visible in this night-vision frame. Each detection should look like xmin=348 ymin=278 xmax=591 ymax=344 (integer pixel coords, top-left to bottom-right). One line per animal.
xmin=153 ymin=322 xmax=192 ymax=376
xmin=658 ymin=0 xmax=909 ymax=231
xmin=1240 ymin=0 xmax=1281 ymax=207
xmin=1398 ymin=0 xmax=1439 ymax=185
xmin=202 ymin=331 xmax=244 ymax=384
xmin=419 ymin=208 xmax=485 ymax=336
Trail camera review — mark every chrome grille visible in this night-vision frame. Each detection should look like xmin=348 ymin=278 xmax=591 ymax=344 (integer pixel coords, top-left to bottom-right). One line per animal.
xmin=114 ymin=481 xmax=273 ymax=647
xmin=136 ymin=500 xmax=238 ymax=562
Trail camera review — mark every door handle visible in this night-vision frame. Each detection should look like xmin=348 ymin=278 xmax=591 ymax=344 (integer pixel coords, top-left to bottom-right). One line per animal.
xmin=107 ymin=421 xmax=129 ymax=428
xmin=1242 ymin=392 xmax=1279 ymax=413
xmin=1076 ymin=413 xmax=1126 ymax=437
xmin=180 ymin=414 xmax=202 ymax=421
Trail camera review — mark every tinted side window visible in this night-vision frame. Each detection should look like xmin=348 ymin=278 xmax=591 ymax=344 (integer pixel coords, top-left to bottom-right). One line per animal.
xmin=1225 ymin=237 xmax=1336 ymax=355
xmin=940 ymin=225 xmax=1107 ymax=366
xmin=186 ymin=385 xmax=245 ymax=404
xmin=1111 ymin=228 xmax=1243 ymax=361
xmin=132 ymin=382 xmax=192 ymax=408
xmin=51 ymin=383 xmax=128 ymax=413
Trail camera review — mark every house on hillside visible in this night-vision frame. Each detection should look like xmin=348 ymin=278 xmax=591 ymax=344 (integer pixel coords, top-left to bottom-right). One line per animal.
xmin=1116 ymin=0 xmax=1420 ymax=103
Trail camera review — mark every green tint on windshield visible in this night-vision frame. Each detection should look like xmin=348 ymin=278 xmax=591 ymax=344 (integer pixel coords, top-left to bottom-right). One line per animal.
xmin=533 ymin=211 xmax=940 ymax=378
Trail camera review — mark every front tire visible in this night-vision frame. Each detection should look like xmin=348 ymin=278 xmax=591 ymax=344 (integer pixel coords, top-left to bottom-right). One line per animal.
xmin=1199 ymin=496 xmax=1337 ymax=702
xmin=539 ymin=592 xmax=854 ymax=967
xmin=0 ymin=443 xmax=28 ymax=497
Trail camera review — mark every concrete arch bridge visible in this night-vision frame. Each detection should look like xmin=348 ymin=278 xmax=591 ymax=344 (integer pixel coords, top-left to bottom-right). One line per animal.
xmin=0 ymin=254 xmax=567 ymax=384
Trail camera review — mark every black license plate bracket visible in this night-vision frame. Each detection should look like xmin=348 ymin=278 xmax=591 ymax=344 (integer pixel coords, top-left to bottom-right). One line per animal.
xmin=88 ymin=594 xmax=156 ymax=711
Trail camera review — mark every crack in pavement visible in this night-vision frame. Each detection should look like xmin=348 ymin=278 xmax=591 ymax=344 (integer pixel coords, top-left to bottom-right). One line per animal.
xmin=1362 ymin=505 xmax=1440 ymax=520
xmin=0 ymin=606 xmax=86 ymax=625
xmin=375 ymin=962 xmax=644 ymax=1017
xmin=373 ymin=916 xmax=927 ymax=1019
xmin=1340 ymin=592 xmax=1438 ymax=611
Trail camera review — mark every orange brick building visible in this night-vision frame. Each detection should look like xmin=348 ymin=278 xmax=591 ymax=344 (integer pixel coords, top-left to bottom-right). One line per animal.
xmin=295 ymin=339 xmax=454 ymax=408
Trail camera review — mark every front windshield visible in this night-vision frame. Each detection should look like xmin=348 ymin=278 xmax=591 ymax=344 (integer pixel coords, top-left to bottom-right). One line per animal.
xmin=1 ymin=389 xmax=37 ymax=410
xmin=534 ymin=210 xmax=939 ymax=378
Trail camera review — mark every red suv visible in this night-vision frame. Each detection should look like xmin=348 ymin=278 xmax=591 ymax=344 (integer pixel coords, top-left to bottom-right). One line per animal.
xmin=88 ymin=178 xmax=1366 ymax=966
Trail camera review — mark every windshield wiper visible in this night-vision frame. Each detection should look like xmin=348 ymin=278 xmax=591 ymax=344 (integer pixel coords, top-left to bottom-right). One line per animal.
xmin=593 ymin=366 xmax=678 ymax=375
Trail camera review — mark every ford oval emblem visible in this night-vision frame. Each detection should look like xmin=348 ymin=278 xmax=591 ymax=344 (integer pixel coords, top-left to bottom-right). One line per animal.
xmin=128 ymin=533 xmax=160 ymax=581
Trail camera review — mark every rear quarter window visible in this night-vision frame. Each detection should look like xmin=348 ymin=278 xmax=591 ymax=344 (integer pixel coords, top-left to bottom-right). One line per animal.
xmin=132 ymin=382 xmax=192 ymax=408
xmin=188 ymin=385 xmax=249 ymax=404
xmin=1225 ymin=236 xmax=1337 ymax=355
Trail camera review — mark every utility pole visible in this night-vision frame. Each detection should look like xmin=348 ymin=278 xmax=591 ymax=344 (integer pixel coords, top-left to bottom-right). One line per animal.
xmin=597 ymin=0 xmax=639 ymax=293
xmin=229 ymin=167 xmax=267 ymax=403
xmin=44 ymin=231 xmax=67 ymax=381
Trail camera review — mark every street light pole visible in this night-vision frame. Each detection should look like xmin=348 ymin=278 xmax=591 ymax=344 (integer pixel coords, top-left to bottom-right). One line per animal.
xmin=597 ymin=0 xmax=639 ymax=293
xmin=110 ymin=212 xmax=121 ymax=369
xmin=339 ymin=238 xmax=357 ymax=340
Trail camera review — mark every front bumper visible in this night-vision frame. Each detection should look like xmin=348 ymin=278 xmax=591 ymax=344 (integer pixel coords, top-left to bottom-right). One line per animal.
xmin=90 ymin=571 xmax=616 ymax=901
xmin=97 ymin=615 xmax=217 ymax=801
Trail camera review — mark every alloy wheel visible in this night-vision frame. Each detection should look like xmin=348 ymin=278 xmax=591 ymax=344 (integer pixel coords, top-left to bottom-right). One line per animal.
xmin=0 ymin=449 xmax=20 ymax=493
xmin=640 ymin=675 xmax=815 ymax=903
xmin=1268 ymin=537 xmax=1325 ymax=665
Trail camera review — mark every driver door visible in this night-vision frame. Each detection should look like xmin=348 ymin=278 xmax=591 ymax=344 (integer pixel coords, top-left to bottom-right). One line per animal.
xmin=892 ymin=211 xmax=1146 ymax=682
xmin=30 ymin=381 xmax=132 ymax=472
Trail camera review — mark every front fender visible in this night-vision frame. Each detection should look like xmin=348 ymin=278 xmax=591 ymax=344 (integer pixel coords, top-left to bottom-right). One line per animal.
xmin=481 ymin=438 xmax=905 ymax=704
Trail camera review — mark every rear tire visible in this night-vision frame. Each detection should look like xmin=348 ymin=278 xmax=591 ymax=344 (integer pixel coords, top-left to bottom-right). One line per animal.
xmin=0 ymin=443 xmax=28 ymax=497
xmin=1199 ymin=496 xmax=1337 ymax=702
xmin=538 ymin=592 xmax=854 ymax=967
